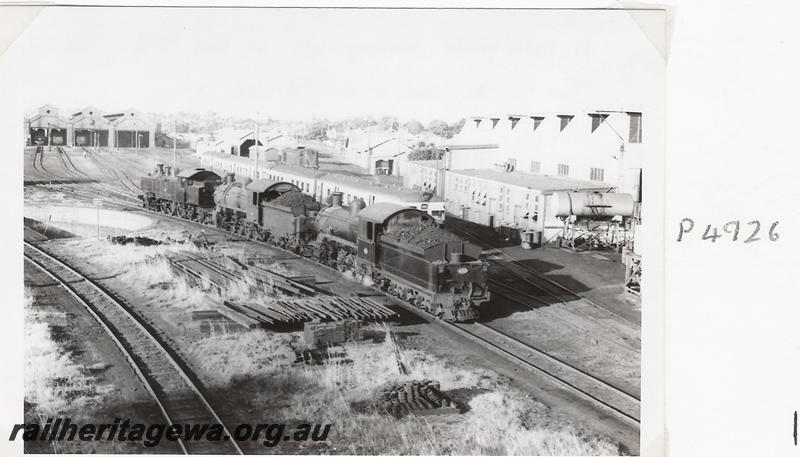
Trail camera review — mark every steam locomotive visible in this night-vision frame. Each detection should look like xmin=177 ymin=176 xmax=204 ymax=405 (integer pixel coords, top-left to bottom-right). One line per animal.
xmin=140 ymin=166 xmax=490 ymax=321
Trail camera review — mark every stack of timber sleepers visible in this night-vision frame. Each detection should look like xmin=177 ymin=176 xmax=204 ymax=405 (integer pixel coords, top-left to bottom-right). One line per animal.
xmin=167 ymin=251 xmax=397 ymax=326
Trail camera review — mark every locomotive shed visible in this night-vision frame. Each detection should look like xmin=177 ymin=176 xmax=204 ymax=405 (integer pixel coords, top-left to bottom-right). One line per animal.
xmin=24 ymin=146 xmax=639 ymax=454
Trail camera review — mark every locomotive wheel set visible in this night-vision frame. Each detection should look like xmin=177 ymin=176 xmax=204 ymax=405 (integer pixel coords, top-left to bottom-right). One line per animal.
xmin=139 ymin=165 xmax=490 ymax=322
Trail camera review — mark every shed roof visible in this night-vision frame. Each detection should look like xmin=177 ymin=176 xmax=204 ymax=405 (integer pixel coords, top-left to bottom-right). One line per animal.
xmin=451 ymin=168 xmax=613 ymax=192
xmin=357 ymin=202 xmax=417 ymax=224
xmin=269 ymin=164 xmax=324 ymax=179
xmin=324 ymin=173 xmax=444 ymax=202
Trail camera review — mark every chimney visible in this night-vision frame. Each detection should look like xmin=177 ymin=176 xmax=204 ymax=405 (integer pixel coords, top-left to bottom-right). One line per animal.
xmin=155 ymin=163 xmax=164 ymax=175
xmin=172 ymin=167 xmax=181 ymax=177
xmin=330 ymin=191 xmax=343 ymax=207
xmin=164 ymin=165 xmax=172 ymax=176
xmin=350 ymin=198 xmax=365 ymax=216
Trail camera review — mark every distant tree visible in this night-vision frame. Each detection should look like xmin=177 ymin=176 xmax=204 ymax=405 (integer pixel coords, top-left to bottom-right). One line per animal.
xmin=427 ymin=119 xmax=450 ymax=138
xmin=404 ymin=120 xmax=425 ymax=135
xmin=408 ymin=142 xmax=445 ymax=161
xmin=306 ymin=120 xmax=329 ymax=141
xmin=448 ymin=118 xmax=466 ymax=137
xmin=379 ymin=116 xmax=398 ymax=131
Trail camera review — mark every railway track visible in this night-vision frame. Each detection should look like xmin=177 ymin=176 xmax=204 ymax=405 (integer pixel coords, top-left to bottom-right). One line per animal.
xmin=450 ymin=320 xmax=640 ymax=423
xmin=487 ymin=276 xmax=639 ymax=354
xmin=30 ymin=146 xmax=49 ymax=178
xmin=81 ymin=147 xmax=142 ymax=195
xmin=23 ymin=242 xmax=242 ymax=455
xmin=489 ymin=262 xmax=641 ymax=351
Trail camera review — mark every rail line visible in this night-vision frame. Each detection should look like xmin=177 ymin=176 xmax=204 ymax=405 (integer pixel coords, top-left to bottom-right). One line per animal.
xmin=31 ymin=146 xmax=49 ymax=178
xmin=487 ymin=276 xmax=639 ymax=354
xmin=450 ymin=320 xmax=640 ymax=423
xmin=489 ymin=261 xmax=641 ymax=350
xmin=81 ymin=147 xmax=142 ymax=195
xmin=24 ymin=242 xmax=243 ymax=455
xmin=447 ymin=221 xmax=640 ymax=331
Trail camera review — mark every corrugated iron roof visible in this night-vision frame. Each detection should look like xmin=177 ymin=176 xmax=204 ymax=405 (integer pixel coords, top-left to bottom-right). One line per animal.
xmin=451 ymin=168 xmax=613 ymax=192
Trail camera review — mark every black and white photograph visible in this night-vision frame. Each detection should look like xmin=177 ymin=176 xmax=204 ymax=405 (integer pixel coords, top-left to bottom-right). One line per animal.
xmin=5 ymin=3 xmax=665 ymax=455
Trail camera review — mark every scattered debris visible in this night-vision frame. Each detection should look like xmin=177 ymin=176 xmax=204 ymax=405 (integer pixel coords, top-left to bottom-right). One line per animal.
xmin=109 ymin=235 xmax=163 ymax=246
xmin=303 ymin=319 xmax=362 ymax=347
xmin=372 ymin=380 xmax=459 ymax=418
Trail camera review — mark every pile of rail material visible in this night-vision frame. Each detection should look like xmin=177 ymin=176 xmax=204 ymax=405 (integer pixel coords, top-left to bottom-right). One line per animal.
xmin=166 ymin=251 xmax=397 ymax=327
xmin=304 ymin=319 xmax=362 ymax=347
xmin=372 ymin=380 xmax=458 ymax=418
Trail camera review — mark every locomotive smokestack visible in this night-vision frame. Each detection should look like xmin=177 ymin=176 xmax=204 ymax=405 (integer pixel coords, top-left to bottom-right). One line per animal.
xmin=164 ymin=165 xmax=172 ymax=176
xmin=225 ymin=173 xmax=235 ymax=184
xmin=331 ymin=191 xmax=343 ymax=207
xmin=350 ymin=198 xmax=365 ymax=216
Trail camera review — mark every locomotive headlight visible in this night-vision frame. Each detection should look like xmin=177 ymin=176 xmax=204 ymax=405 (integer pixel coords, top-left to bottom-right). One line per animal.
xmin=456 ymin=267 xmax=469 ymax=275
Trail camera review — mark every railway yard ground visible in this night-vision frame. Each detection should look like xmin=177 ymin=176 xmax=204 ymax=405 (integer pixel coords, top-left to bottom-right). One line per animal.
xmin=22 ymin=146 xmax=641 ymax=455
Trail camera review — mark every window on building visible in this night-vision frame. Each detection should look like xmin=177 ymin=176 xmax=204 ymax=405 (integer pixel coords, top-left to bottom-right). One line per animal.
xmin=530 ymin=161 xmax=541 ymax=174
xmin=590 ymin=113 xmax=609 ymax=133
xmin=509 ymin=116 xmax=520 ymax=130
xmin=590 ymin=168 xmax=605 ymax=182
xmin=558 ymin=164 xmax=570 ymax=176
xmin=531 ymin=116 xmax=544 ymax=131
xmin=558 ymin=115 xmax=574 ymax=132
xmin=628 ymin=112 xmax=642 ymax=143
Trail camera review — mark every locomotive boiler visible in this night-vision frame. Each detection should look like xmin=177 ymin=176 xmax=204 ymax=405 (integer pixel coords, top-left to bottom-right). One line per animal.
xmin=140 ymin=165 xmax=222 ymax=222
xmin=213 ymin=173 xmax=321 ymax=244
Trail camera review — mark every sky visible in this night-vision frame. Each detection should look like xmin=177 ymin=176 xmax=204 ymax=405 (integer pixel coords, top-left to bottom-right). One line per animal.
xmin=2 ymin=6 xmax=665 ymax=122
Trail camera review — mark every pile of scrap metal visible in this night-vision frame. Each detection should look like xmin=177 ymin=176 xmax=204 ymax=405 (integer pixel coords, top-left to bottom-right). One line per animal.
xmin=372 ymin=380 xmax=458 ymax=418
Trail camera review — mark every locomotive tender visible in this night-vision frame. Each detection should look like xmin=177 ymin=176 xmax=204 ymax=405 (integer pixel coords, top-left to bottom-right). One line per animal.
xmin=139 ymin=165 xmax=490 ymax=321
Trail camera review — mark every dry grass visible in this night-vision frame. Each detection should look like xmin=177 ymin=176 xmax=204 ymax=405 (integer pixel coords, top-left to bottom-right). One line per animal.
xmin=24 ymin=288 xmax=111 ymax=417
xmin=206 ymin=324 xmax=622 ymax=455
xmin=188 ymin=329 xmax=296 ymax=388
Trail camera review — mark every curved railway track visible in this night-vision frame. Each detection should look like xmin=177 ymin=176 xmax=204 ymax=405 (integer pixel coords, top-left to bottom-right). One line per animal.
xmin=81 ymin=147 xmax=142 ymax=196
xmin=449 ymin=320 xmax=640 ymax=424
xmin=449 ymin=223 xmax=640 ymax=331
xmin=487 ymin=276 xmax=640 ymax=353
xmin=24 ymin=242 xmax=243 ymax=455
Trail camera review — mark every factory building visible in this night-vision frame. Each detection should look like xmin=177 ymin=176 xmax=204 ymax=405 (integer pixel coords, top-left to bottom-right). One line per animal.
xmin=341 ymin=130 xmax=411 ymax=176
xmin=195 ymin=128 xmax=294 ymax=158
xmin=438 ymin=110 xmax=643 ymax=195
xmin=403 ymin=160 xmax=611 ymax=237
xmin=26 ymin=105 xmax=156 ymax=148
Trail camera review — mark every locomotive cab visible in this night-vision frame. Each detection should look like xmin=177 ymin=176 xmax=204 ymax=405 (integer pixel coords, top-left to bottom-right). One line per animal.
xmin=353 ymin=203 xmax=490 ymax=321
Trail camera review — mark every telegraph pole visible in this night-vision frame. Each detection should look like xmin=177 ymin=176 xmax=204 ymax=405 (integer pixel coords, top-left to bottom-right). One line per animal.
xmin=173 ymin=118 xmax=177 ymax=170
xmin=254 ymin=120 xmax=260 ymax=179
